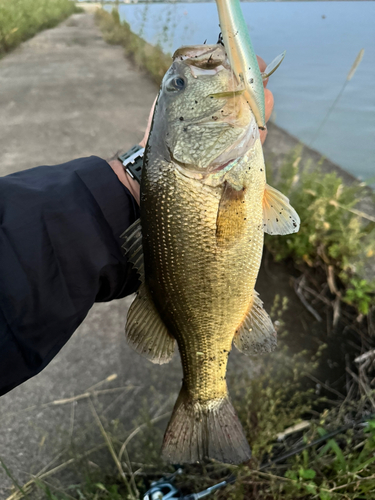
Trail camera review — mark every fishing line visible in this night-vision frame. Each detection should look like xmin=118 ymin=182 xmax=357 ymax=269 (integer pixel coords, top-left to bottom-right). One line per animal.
xmin=144 ymin=414 xmax=375 ymax=499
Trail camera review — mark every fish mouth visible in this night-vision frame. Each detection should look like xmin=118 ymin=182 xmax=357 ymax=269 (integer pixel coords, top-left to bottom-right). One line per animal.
xmin=173 ymin=44 xmax=233 ymax=81
xmin=173 ymin=44 xmax=229 ymax=71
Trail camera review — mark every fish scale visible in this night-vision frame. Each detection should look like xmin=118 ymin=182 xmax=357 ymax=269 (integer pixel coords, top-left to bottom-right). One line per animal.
xmin=142 ymin=146 xmax=265 ymax=403
xmin=123 ymin=43 xmax=299 ymax=464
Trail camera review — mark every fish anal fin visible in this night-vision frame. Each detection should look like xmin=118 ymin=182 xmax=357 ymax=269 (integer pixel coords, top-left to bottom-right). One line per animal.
xmin=216 ymin=182 xmax=246 ymax=248
xmin=263 ymin=184 xmax=300 ymax=235
xmin=234 ymin=291 xmax=277 ymax=355
xmin=162 ymin=386 xmax=251 ymax=464
xmin=126 ymin=282 xmax=175 ymax=364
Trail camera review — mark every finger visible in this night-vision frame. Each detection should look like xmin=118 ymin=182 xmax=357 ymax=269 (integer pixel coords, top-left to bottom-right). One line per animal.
xmin=256 ymin=55 xmax=266 ymax=73
xmin=260 ymin=128 xmax=267 ymax=145
xmin=256 ymin=55 xmax=268 ymax=88
xmin=260 ymin=89 xmax=274 ymax=145
xmin=139 ymin=95 xmax=158 ymax=148
xmin=264 ymin=88 xmax=274 ymax=123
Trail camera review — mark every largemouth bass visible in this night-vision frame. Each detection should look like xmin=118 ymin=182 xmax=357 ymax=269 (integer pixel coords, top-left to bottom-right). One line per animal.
xmin=122 ymin=44 xmax=299 ymax=465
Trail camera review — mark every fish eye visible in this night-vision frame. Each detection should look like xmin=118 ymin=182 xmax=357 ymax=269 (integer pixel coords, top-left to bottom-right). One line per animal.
xmin=166 ymin=76 xmax=186 ymax=92
xmin=173 ymin=77 xmax=185 ymax=89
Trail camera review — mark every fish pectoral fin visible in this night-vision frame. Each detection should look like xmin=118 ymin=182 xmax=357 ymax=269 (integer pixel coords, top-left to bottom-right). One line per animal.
xmin=234 ymin=291 xmax=277 ymax=355
xmin=263 ymin=183 xmax=300 ymax=235
xmin=126 ymin=282 xmax=176 ymax=365
xmin=261 ymin=51 xmax=286 ymax=80
xmin=216 ymin=182 xmax=247 ymax=248
xmin=121 ymin=218 xmax=144 ymax=281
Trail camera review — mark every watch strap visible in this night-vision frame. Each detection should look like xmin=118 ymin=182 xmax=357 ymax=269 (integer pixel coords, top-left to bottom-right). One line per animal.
xmin=118 ymin=145 xmax=144 ymax=185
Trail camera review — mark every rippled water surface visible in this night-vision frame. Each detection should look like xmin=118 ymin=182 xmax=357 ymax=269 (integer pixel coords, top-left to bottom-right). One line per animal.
xmin=104 ymin=1 xmax=375 ymax=182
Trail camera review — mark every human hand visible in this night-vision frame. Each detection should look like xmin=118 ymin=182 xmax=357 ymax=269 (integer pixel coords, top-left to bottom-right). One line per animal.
xmin=108 ymin=157 xmax=140 ymax=205
xmin=257 ymin=55 xmax=274 ymax=145
xmin=139 ymin=96 xmax=157 ymax=149
xmin=108 ymin=97 xmax=157 ymax=205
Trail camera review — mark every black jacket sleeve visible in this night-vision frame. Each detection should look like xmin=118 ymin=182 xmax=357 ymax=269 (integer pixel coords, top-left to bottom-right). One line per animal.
xmin=0 ymin=156 xmax=140 ymax=397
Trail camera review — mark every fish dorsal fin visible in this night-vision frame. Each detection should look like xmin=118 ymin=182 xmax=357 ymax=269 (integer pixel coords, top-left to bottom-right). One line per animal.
xmin=126 ymin=282 xmax=176 ymax=364
xmin=121 ymin=218 xmax=144 ymax=281
xmin=233 ymin=291 xmax=277 ymax=355
xmin=261 ymin=51 xmax=286 ymax=80
xmin=263 ymin=184 xmax=300 ymax=235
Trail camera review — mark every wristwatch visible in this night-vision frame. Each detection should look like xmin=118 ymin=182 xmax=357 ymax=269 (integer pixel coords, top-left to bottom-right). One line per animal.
xmin=118 ymin=145 xmax=144 ymax=185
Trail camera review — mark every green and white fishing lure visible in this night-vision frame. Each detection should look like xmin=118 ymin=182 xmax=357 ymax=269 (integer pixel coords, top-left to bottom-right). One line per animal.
xmin=216 ymin=0 xmax=285 ymax=129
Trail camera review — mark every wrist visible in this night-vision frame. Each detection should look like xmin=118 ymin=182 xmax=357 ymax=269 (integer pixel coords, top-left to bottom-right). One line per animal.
xmin=108 ymin=159 xmax=140 ymax=206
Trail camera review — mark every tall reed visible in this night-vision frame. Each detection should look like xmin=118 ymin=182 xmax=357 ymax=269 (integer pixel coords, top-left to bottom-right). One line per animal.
xmin=309 ymin=49 xmax=365 ymax=147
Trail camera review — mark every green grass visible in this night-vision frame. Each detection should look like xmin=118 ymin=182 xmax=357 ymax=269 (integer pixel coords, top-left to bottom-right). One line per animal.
xmin=95 ymin=8 xmax=374 ymax=318
xmin=2 ymin=7 xmax=373 ymax=499
xmin=95 ymin=8 xmax=170 ymax=86
xmin=9 ymin=337 xmax=375 ymax=500
xmin=0 ymin=0 xmax=79 ymax=56
xmin=266 ymin=147 xmax=375 ymax=315
xmin=4 ymin=298 xmax=374 ymax=500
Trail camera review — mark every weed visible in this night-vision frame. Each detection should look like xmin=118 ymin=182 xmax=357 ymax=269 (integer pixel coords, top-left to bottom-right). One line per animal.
xmin=309 ymin=49 xmax=365 ymax=147
xmin=95 ymin=8 xmax=170 ymax=86
xmin=274 ymin=416 xmax=375 ymax=499
xmin=4 ymin=296 xmax=374 ymax=499
xmin=265 ymin=148 xmax=375 ymax=315
xmin=0 ymin=0 xmax=78 ymax=56
xmin=94 ymin=8 xmax=374 ymax=318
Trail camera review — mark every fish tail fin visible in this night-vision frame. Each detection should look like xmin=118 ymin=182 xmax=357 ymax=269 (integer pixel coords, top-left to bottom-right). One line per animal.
xmin=162 ymin=386 xmax=251 ymax=464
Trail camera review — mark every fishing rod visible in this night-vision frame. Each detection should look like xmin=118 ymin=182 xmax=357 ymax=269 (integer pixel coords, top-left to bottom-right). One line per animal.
xmin=143 ymin=468 xmax=235 ymax=500
xmin=143 ymin=415 xmax=375 ymax=500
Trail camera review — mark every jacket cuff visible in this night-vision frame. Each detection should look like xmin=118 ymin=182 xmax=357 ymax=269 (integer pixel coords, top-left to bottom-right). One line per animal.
xmin=75 ymin=156 xmax=140 ymax=241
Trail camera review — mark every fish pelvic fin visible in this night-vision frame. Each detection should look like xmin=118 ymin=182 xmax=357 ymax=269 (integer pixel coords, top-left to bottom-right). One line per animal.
xmin=162 ymin=386 xmax=251 ymax=464
xmin=263 ymin=184 xmax=300 ymax=235
xmin=126 ymin=282 xmax=176 ymax=365
xmin=234 ymin=291 xmax=277 ymax=355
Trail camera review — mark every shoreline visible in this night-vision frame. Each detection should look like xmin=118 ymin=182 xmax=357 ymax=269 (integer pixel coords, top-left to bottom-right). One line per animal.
xmin=0 ymin=10 xmax=373 ymax=497
xmin=94 ymin=6 xmax=374 ymax=288
xmin=86 ymin=3 xmax=367 ymax=190
xmin=264 ymin=122 xmax=358 ymax=187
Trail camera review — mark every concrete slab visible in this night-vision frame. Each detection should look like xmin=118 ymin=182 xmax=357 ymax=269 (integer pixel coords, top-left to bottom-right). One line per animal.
xmin=0 ymin=12 xmax=156 ymax=177
xmin=0 ymin=12 xmax=171 ymax=496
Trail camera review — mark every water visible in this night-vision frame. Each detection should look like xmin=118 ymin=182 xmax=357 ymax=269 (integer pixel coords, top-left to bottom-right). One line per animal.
xmin=104 ymin=1 xmax=375 ymax=183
